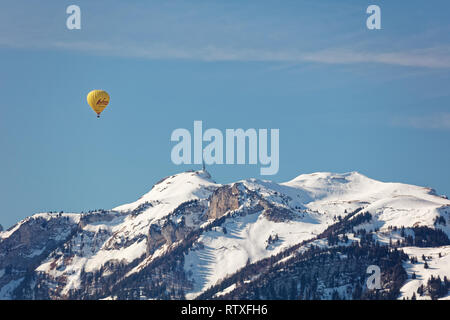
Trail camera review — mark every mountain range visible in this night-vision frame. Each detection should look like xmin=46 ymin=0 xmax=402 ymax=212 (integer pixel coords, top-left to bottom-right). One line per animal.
xmin=1 ymin=170 xmax=449 ymax=300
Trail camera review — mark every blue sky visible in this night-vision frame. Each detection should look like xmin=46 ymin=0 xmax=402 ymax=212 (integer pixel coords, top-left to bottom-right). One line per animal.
xmin=0 ymin=0 xmax=449 ymax=228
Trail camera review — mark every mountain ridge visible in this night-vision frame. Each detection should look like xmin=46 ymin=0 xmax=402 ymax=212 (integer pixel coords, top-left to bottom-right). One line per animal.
xmin=0 ymin=170 xmax=449 ymax=300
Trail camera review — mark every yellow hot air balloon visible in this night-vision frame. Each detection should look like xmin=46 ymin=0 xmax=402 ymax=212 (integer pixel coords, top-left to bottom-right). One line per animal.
xmin=87 ymin=90 xmax=110 ymax=118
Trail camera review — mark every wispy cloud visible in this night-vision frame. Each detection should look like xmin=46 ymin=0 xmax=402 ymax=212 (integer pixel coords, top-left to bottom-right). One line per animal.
xmin=302 ymin=47 xmax=450 ymax=69
xmin=394 ymin=112 xmax=450 ymax=130
xmin=1 ymin=1 xmax=449 ymax=69
xmin=8 ymin=38 xmax=448 ymax=69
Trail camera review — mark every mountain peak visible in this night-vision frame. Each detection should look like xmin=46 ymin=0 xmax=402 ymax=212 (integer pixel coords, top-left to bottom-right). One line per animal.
xmin=286 ymin=171 xmax=370 ymax=183
xmin=113 ymin=170 xmax=220 ymax=213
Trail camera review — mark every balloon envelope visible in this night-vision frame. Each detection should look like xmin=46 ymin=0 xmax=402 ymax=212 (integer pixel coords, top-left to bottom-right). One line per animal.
xmin=87 ymin=90 xmax=110 ymax=117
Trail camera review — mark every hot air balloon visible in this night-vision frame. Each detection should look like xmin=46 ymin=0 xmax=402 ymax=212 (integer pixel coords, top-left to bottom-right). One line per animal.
xmin=87 ymin=90 xmax=110 ymax=118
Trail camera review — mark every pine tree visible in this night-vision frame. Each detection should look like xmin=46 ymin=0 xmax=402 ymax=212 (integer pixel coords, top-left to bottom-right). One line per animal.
xmin=352 ymin=283 xmax=362 ymax=300
xmin=278 ymin=285 xmax=288 ymax=300
xmin=288 ymin=280 xmax=297 ymax=300
xmin=417 ymin=284 xmax=424 ymax=296
xmin=332 ymin=290 xmax=340 ymax=300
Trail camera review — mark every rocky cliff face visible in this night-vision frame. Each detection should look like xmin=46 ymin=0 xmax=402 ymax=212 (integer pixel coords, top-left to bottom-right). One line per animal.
xmin=205 ymin=184 xmax=241 ymax=220
xmin=0 ymin=170 xmax=449 ymax=300
xmin=0 ymin=214 xmax=80 ymax=299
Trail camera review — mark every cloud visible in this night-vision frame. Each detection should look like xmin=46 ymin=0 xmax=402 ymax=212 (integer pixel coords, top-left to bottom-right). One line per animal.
xmin=2 ymin=1 xmax=450 ymax=69
xmin=302 ymin=47 xmax=450 ymax=69
xmin=37 ymin=41 xmax=450 ymax=69
xmin=395 ymin=112 xmax=450 ymax=130
xmin=1 ymin=34 xmax=450 ymax=69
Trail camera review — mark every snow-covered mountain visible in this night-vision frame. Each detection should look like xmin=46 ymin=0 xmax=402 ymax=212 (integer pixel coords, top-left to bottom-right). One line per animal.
xmin=1 ymin=170 xmax=449 ymax=300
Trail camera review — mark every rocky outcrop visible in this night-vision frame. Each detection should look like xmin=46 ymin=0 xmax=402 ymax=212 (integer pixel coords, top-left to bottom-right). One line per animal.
xmin=146 ymin=217 xmax=190 ymax=256
xmin=79 ymin=210 xmax=122 ymax=227
xmin=260 ymin=200 xmax=295 ymax=222
xmin=0 ymin=214 xmax=79 ymax=299
xmin=146 ymin=224 xmax=166 ymax=256
xmin=0 ymin=216 xmax=78 ymax=269
xmin=205 ymin=184 xmax=241 ymax=220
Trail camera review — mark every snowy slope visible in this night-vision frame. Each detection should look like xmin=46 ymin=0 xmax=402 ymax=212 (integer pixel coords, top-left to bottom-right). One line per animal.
xmin=114 ymin=170 xmax=218 ymax=213
xmin=183 ymin=178 xmax=326 ymax=298
xmin=399 ymin=246 xmax=450 ymax=300
xmin=107 ymin=170 xmax=219 ymax=249
xmin=34 ymin=170 xmax=220 ymax=296
xmin=183 ymin=172 xmax=450 ymax=298
xmin=184 ymin=206 xmax=325 ymax=299
xmin=283 ymin=172 xmax=450 ymax=234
